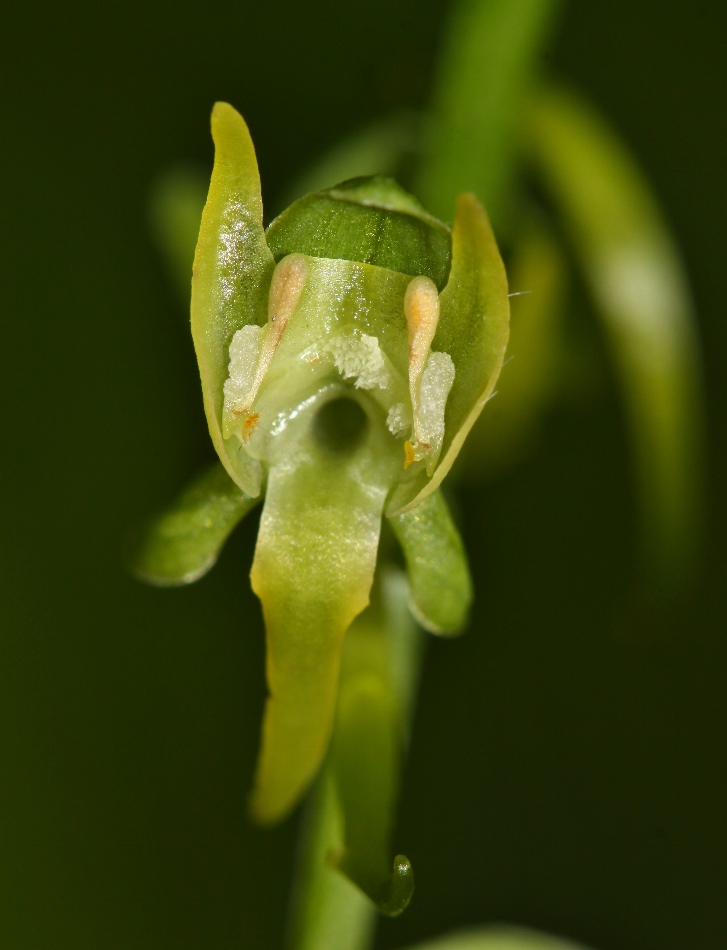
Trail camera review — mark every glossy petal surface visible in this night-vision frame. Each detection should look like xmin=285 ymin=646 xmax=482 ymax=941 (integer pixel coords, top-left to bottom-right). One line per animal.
xmin=389 ymin=489 xmax=472 ymax=634
xmin=248 ymin=395 xmax=399 ymax=824
xmin=131 ymin=462 xmax=259 ymax=586
xmin=267 ymin=177 xmax=451 ymax=289
xmin=191 ymin=102 xmax=275 ymax=496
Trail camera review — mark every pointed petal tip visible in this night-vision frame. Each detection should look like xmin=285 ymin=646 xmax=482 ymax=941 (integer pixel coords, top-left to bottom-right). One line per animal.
xmin=210 ymin=101 xmax=251 ymax=144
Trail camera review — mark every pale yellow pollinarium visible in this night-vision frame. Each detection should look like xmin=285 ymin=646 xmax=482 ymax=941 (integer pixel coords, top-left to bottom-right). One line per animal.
xmin=251 ymin=253 xmax=309 ymax=408
xmin=222 ymin=254 xmax=308 ymax=441
xmin=405 ymin=275 xmax=441 ymax=404
xmin=403 ymin=275 xmax=455 ymax=471
xmin=267 ymin=253 xmax=309 ymax=344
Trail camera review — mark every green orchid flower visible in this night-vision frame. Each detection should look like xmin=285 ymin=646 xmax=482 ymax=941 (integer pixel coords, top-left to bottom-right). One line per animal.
xmin=131 ymin=2 xmax=703 ymax=943
xmin=135 ymin=100 xmax=508 ymax=913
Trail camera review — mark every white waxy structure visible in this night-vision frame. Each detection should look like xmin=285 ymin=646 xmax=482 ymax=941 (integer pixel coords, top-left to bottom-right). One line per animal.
xmin=325 ymin=332 xmax=391 ymax=391
xmin=223 ymin=325 xmax=264 ymax=430
xmin=416 ymin=351 xmax=455 ymax=459
xmin=221 ymin=259 xmax=455 ymax=471
xmin=386 ymin=402 xmax=412 ymax=436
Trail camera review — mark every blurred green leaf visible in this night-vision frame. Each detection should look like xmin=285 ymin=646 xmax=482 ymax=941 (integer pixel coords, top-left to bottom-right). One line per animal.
xmin=131 ymin=462 xmax=259 ymax=586
xmin=389 ymin=489 xmax=472 ymax=634
xmin=286 ymin=770 xmax=377 ymax=950
xmin=417 ymin=0 xmax=563 ymax=225
xmin=402 ymin=924 xmax=595 ymax=950
xmin=529 ymin=85 xmax=704 ymax=583
xmin=281 ymin=113 xmax=422 ymax=210
xmin=457 ymin=221 xmax=566 ymax=478
xmin=149 ymin=164 xmax=207 ymax=302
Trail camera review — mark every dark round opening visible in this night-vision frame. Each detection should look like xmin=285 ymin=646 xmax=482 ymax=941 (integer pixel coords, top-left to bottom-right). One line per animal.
xmin=312 ymin=396 xmax=368 ymax=453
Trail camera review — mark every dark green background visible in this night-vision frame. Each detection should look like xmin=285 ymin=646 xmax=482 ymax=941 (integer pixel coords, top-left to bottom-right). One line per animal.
xmin=2 ymin=2 xmax=726 ymax=947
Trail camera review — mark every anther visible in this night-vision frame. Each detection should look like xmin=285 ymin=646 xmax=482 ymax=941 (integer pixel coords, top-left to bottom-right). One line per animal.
xmin=404 ymin=275 xmax=441 ymax=451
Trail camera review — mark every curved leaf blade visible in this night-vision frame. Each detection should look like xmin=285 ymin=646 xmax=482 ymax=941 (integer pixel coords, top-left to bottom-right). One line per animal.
xmin=530 ymin=85 xmax=704 ymax=583
xmin=417 ymin=0 xmax=563 ymax=226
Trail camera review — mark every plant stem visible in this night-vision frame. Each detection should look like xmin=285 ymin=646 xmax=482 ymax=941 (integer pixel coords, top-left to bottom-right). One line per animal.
xmin=285 ymin=772 xmax=377 ymax=950
xmin=284 ymin=569 xmax=424 ymax=950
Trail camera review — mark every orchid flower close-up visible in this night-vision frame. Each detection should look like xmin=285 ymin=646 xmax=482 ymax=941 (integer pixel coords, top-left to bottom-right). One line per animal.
xmin=3 ymin=2 xmax=726 ymax=950
xmin=135 ymin=100 xmax=509 ymax=918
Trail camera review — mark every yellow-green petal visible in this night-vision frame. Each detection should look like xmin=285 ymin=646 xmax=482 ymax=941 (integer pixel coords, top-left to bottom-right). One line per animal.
xmin=389 ymin=194 xmax=510 ymax=514
xmin=191 ymin=102 xmax=276 ymax=497
xmin=131 ymin=462 xmax=260 ymax=586
xmin=389 ymin=489 xmax=472 ymax=635
xmin=286 ymin=570 xmax=421 ymax=947
xmin=248 ymin=404 xmax=397 ymax=824
xmin=457 ymin=222 xmax=566 ymax=478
